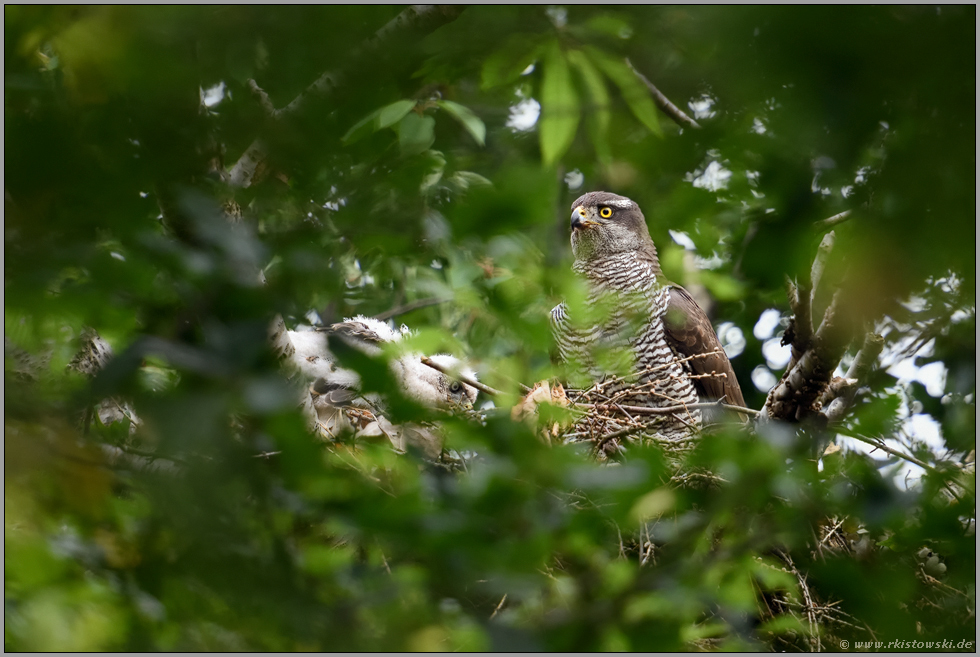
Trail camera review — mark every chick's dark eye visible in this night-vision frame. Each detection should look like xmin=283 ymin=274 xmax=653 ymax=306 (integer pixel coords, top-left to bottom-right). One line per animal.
xmin=599 ymin=207 xmax=613 ymax=218
xmin=449 ymin=381 xmax=462 ymax=393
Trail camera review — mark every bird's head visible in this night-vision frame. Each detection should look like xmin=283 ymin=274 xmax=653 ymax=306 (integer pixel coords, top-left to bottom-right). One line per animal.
xmin=401 ymin=353 xmax=479 ymax=410
xmin=569 ymin=191 xmax=656 ymax=262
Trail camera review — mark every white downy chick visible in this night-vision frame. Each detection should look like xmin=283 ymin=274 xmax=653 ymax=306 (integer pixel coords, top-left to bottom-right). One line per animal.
xmin=273 ymin=314 xmax=479 ymax=444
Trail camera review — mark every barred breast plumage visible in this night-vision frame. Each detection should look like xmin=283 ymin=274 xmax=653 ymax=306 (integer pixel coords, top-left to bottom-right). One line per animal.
xmin=551 ymin=191 xmax=745 ymax=444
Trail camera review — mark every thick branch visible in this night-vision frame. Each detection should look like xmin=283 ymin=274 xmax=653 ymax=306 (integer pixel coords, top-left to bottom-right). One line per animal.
xmin=625 ymin=59 xmax=701 ymax=130
xmin=784 ymin=230 xmax=836 ymax=373
xmin=246 ymin=78 xmax=278 ymax=118
xmin=824 ymin=332 xmax=885 ymax=423
xmin=784 ymin=276 xmax=812 ymax=371
xmin=766 ymin=287 xmax=853 ymax=421
xmin=809 ymin=231 xmax=836 ymax=311
xmin=843 ymin=331 xmax=885 ymax=381
xmin=765 ymin=228 xmax=859 ymax=422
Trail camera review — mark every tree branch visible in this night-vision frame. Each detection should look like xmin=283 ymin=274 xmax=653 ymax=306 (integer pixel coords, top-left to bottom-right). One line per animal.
xmin=815 ymin=210 xmax=851 ymax=230
xmin=578 ymin=401 xmax=759 ymax=418
xmin=228 ymin=5 xmax=463 ymax=188
xmin=101 ymin=444 xmax=184 ymax=474
xmin=767 ymin=288 xmax=852 ymax=421
xmin=824 ymin=332 xmax=885 ymax=423
xmin=420 ymin=356 xmax=501 ymax=398
xmin=809 ymin=230 xmax=836 ymax=311
xmin=784 ymin=230 xmax=836 ymax=374
xmin=765 ymin=229 xmax=859 ymax=422
xmin=626 ymin=58 xmax=701 ymax=130
xmin=835 ymin=430 xmax=943 ymax=478
xmin=373 ymin=297 xmax=449 ymax=321
xmin=784 ymin=276 xmax=812 ymax=371
xmin=246 ymin=78 xmax=278 ymax=119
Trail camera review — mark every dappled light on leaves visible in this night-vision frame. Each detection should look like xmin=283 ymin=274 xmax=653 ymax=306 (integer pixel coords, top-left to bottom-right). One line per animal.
xmin=5 ymin=5 xmax=975 ymax=652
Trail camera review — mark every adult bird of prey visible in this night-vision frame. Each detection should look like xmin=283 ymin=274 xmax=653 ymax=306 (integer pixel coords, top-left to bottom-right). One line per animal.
xmin=272 ymin=314 xmax=479 ymax=454
xmin=550 ymin=191 xmax=745 ymax=442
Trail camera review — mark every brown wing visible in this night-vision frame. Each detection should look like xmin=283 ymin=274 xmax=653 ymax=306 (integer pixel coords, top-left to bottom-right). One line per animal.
xmin=316 ymin=320 xmax=385 ymax=350
xmin=662 ymin=285 xmax=746 ymax=407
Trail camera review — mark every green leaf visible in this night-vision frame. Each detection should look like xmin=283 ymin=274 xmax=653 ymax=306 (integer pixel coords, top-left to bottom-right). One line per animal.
xmin=758 ymin=615 xmax=807 ymax=636
xmin=700 ymin=270 xmax=746 ymax=301
xmin=585 ymin=15 xmax=633 ymax=40
xmin=448 ymin=171 xmax=493 ymax=191
xmin=539 ymin=40 xmax=580 ymax=167
xmin=377 ymin=99 xmax=417 ymax=129
xmin=630 ymin=488 xmax=675 ymax=524
xmin=567 ymin=49 xmax=611 ymax=164
xmin=341 ymin=108 xmax=382 ymax=144
xmin=342 ymin=99 xmax=416 ymax=144
xmin=481 ymin=36 xmax=542 ymax=89
xmin=436 ymin=100 xmax=486 ymax=146
xmin=420 ymin=150 xmax=446 ymax=194
xmin=586 ymin=46 xmax=662 ymax=137
xmin=398 ymin=112 xmax=436 ymax=156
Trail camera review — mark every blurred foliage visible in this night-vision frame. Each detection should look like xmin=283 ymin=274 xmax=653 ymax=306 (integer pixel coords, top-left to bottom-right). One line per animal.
xmin=5 ymin=5 xmax=975 ymax=651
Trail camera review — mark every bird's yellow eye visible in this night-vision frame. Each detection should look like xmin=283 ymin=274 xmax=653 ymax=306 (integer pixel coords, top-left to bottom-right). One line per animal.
xmin=599 ymin=207 xmax=613 ymax=218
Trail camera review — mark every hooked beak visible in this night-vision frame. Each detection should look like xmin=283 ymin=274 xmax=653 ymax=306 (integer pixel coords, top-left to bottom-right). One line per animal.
xmin=571 ymin=205 xmax=596 ymax=230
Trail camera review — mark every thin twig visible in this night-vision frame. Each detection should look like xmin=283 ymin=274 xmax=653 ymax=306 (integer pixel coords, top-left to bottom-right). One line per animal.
xmin=815 ymin=210 xmax=851 ymax=229
xmin=625 ymin=58 xmax=701 ymax=130
xmin=817 ymin=516 xmax=847 ymax=552
xmin=593 ymin=422 xmax=651 ymax=453
xmin=578 ymin=400 xmax=759 ymax=417
xmin=489 ymin=593 xmax=507 ymax=620
xmin=774 ymin=549 xmax=820 ymax=651
xmin=380 ymin=549 xmax=392 ymax=576
xmin=836 ymin=430 xmax=944 ymax=478
xmin=373 ymin=297 xmax=449 ymax=321
xmin=108 ymin=443 xmax=188 ymax=466
xmin=420 ymin=356 xmax=501 ymax=397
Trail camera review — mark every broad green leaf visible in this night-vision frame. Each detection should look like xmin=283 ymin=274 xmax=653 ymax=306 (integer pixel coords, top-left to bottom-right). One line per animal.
xmin=377 ymin=99 xmax=417 ymax=129
xmin=342 ymin=99 xmax=415 ymax=144
xmin=398 ymin=112 xmax=436 ymax=156
xmin=480 ymin=36 xmax=542 ymax=89
xmin=586 ymin=46 xmax=662 ymax=137
xmin=341 ymin=107 xmax=383 ymax=144
xmin=539 ymin=40 xmax=580 ymax=167
xmin=436 ymin=100 xmax=486 ymax=146
xmin=567 ymin=49 xmax=611 ymax=164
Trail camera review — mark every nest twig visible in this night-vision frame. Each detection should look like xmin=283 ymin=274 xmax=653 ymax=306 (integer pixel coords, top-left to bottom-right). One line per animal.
xmin=555 ymin=352 xmax=754 ymax=458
